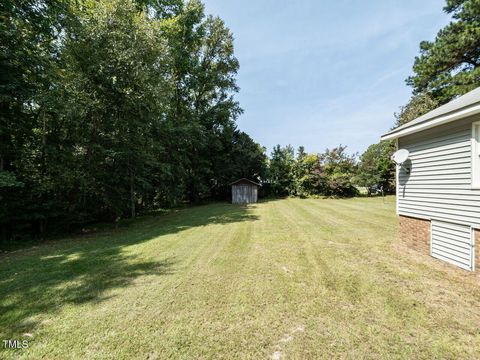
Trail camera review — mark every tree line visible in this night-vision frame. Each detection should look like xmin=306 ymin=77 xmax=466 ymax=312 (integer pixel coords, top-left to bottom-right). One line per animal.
xmin=0 ymin=0 xmax=267 ymax=243
xmin=1 ymin=0 xmax=479 ymax=244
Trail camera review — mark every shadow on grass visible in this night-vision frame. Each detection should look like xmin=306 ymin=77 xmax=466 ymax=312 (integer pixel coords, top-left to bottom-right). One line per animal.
xmin=0 ymin=202 xmax=258 ymax=338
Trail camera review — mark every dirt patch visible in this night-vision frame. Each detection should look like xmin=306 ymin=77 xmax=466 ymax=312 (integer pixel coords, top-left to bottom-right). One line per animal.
xmin=271 ymin=350 xmax=282 ymax=360
xmin=271 ymin=325 xmax=305 ymax=359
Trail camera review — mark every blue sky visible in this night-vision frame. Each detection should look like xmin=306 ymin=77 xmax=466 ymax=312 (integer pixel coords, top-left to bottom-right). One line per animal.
xmin=201 ymin=0 xmax=451 ymax=155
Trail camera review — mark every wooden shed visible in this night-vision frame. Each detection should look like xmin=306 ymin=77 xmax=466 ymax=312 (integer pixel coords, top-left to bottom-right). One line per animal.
xmin=231 ymin=178 xmax=260 ymax=204
xmin=381 ymin=86 xmax=480 ymax=271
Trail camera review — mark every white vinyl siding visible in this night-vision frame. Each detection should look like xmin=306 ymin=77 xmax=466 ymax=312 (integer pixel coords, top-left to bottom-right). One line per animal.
xmin=398 ymin=115 xmax=480 ymax=229
xmin=431 ymin=220 xmax=474 ymax=271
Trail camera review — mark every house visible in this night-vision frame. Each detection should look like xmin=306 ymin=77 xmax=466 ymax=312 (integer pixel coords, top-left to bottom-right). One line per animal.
xmin=381 ymin=87 xmax=480 ymax=271
xmin=231 ymin=178 xmax=260 ymax=204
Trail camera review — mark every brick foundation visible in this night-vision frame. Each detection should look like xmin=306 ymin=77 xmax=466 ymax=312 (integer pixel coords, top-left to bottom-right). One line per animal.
xmin=399 ymin=215 xmax=480 ymax=271
xmin=398 ymin=215 xmax=430 ymax=254
xmin=474 ymin=230 xmax=480 ymax=271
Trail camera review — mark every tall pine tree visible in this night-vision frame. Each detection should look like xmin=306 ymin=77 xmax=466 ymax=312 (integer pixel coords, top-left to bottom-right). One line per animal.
xmin=407 ymin=0 xmax=480 ymax=103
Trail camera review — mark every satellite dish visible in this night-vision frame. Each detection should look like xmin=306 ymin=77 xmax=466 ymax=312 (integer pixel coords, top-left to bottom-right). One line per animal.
xmin=391 ymin=149 xmax=409 ymax=165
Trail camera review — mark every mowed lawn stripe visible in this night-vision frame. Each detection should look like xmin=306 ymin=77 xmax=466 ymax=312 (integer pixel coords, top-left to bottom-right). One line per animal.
xmin=1 ymin=198 xmax=480 ymax=359
xmin=283 ymin=198 xmax=480 ymax=359
xmin=34 ymin=206 xmax=242 ymax=359
xmin=121 ymin=206 xmax=266 ymax=359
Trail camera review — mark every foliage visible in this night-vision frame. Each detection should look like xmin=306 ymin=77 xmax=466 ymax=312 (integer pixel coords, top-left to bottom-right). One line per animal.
xmin=210 ymin=129 xmax=268 ymax=198
xmin=318 ymin=146 xmax=358 ymax=197
xmin=407 ymin=0 xmax=480 ymax=103
xmin=268 ymin=145 xmax=296 ymax=196
xmin=267 ymin=145 xmax=359 ymax=198
xmin=0 ymin=0 xmax=266 ymax=243
xmin=354 ymin=141 xmax=396 ymax=193
xmin=394 ymin=93 xmax=439 ymax=127
xmin=293 ymin=148 xmax=322 ymax=197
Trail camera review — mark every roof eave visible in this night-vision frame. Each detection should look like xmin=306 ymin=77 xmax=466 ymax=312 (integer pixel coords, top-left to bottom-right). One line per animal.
xmin=230 ymin=178 xmax=261 ymax=186
xmin=381 ymin=102 xmax=480 ymax=141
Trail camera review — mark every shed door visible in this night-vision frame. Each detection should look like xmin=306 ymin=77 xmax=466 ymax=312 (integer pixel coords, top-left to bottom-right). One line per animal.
xmin=239 ymin=185 xmax=249 ymax=203
xmin=431 ymin=220 xmax=474 ymax=271
xmin=233 ymin=185 xmax=250 ymax=204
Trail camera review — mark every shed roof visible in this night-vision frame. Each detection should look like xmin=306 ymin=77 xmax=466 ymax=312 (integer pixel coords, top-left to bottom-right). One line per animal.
xmin=381 ymin=86 xmax=480 ymax=141
xmin=230 ymin=178 xmax=261 ymax=186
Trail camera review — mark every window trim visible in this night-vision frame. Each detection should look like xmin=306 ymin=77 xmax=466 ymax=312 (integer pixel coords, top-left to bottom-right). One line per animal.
xmin=471 ymin=121 xmax=480 ymax=189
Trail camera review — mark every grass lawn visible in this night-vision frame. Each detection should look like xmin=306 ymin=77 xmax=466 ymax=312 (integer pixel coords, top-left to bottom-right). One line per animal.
xmin=1 ymin=197 xmax=480 ymax=359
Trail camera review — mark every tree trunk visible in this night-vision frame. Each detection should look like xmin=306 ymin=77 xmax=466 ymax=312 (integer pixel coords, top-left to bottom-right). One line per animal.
xmin=130 ymin=172 xmax=135 ymax=219
xmin=39 ymin=218 xmax=46 ymax=240
xmin=1 ymin=223 xmax=6 ymax=245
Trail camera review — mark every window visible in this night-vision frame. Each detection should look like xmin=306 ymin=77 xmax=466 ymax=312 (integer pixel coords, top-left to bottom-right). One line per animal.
xmin=472 ymin=122 xmax=480 ymax=187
